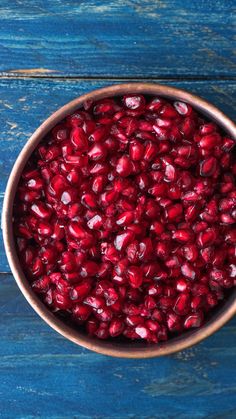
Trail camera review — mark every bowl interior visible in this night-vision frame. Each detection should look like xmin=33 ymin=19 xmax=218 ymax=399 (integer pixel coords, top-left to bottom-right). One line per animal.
xmin=3 ymin=83 xmax=236 ymax=358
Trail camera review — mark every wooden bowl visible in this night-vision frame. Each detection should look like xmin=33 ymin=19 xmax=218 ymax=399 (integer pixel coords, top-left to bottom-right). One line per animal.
xmin=2 ymin=83 xmax=236 ymax=358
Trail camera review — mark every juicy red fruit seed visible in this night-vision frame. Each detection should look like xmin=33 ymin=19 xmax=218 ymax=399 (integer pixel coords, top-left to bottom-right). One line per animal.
xmin=13 ymin=93 xmax=236 ymax=343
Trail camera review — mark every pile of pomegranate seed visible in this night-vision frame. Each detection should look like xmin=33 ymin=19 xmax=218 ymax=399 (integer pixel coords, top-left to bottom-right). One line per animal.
xmin=13 ymin=94 xmax=236 ymax=343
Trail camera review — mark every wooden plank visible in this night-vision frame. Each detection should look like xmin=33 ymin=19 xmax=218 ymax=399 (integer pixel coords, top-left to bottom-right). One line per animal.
xmin=0 ymin=78 xmax=235 ymax=272
xmin=0 ymin=0 xmax=235 ymax=78
xmin=0 ymin=273 xmax=236 ymax=418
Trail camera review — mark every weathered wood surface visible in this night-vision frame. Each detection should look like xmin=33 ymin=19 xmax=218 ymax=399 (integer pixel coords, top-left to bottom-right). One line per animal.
xmin=0 ymin=78 xmax=235 ymax=272
xmin=0 ymin=0 xmax=235 ymax=78
xmin=1 ymin=273 xmax=236 ymax=418
xmin=0 ymin=1 xmax=235 ymax=417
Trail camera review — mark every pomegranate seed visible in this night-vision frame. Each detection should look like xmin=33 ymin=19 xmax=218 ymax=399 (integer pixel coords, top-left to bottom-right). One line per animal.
xmin=181 ymin=262 xmax=196 ymax=280
xmin=123 ymin=94 xmax=145 ymax=110
xmin=88 ymin=143 xmax=107 ymax=161
xmin=128 ymin=266 xmax=143 ymax=288
xmin=129 ymin=140 xmax=144 ymax=161
xmin=109 ymin=319 xmax=124 ymax=337
xmin=172 ymin=229 xmax=194 ymax=243
xmin=183 ymin=244 xmax=198 ymax=262
xmin=197 ymin=228 xmax=217 ymax=247
xmin=200 ymin=157 xmax=217 ymax=177
xmin=31 ymin=202 xmax=52 ymax=220
xmin=70 ymin=126 xmax=88 ymax=150
xmin=114 ymin=231 xmax=135 ymax=251
xmin=165 ymin=204 xmax=183 ymax=221
xmin=176 ymin=278 xmax=189 ymax=292
xmin=135 ymin=325 xmax=150 ymax=339
xmin=89 ymin=126 xmax=109 ymax=142
xmin=184 ymin=312 xmax=203 ymax=329
xmin=73 ymin=304 xmax=92 ymax=321
xmin=167 ymin=312 xmax=182 ymax=332
xmin=174 ymin=101 xmax=192 ymax=116
xmin=199 ymin=133 xmax=221 ymax=149
xmin=116 ymin=155 xmax=132 ymax=177
xmin=174 ymin=293 xmax=190 ymax=315
xmin=84 ymin=296 xmax=105 ymax=309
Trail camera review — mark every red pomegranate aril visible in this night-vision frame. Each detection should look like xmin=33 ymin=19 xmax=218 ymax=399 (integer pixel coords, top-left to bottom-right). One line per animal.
xmin=200 ymin=156 xmax=217 ymax=177
xmin=89 ymin=125 xmax=109 ymax=142
xmin=199 ymin=122 xmax=216 ymax=135
xmin=176 ymin=278 xmax=189 ymax=293
xmin=184 ymin=312 xmax=203 ymax=329
xmin=155 ymin=242 xmax=169 ymax=260
xmin=127 ymin=266 xmax=143 ymax=288
xmin=109 ymin=319 xmax=124 ymax=337
xmin=81 ymin=192 xmax=97 ymax=209
xmin=40 ymin=246 xmax=57 ymax=264
xmin=129 ymin=140 xmax=144 ymax=161
xmin=135 ymin=325 xmax=150 ymax=339
xmin=172 ymin=229 xmax=194 ymax=243
xmin=220 ymin=213 xmax=235 ymax=224
xmin=222 ymin=137 xmax=235 ymax=151
xmin=159 ymin=104 xmax=178 ymax=119
xmin=92 ymin=175 xmax=107 ymax=194
xmin=53 ymin=292 xmax=72 ymax=310
xmin=123 ymin=94 xmax=145 ymax=110
xmin=94 ymin=324 xmax=109 ymax=339
xmin=80 ymin=261 xmax=98 ymax=277
xmin=27 ymin=177 xmax=44 ymax=191
xmin=87 ymin=214 xmax=103 ymax=230
xmin=59 ymin=251 xmax=77 ymax=273
xmin=197 ymin=228 xmax=217 ymax=247
xmin=181 ymin=262 xmax=196 ymax=280
xmin=30 ymin=257 xmax=44 ymax=277
xmin=167 ymin=312 xmax=182 ymax=332
xmin=174 ymin=101 xmax=192 ymax=116
xmin=95 ymin=307 xmax=113 ymax=322
xmin=114 ymin=230 xmax=135 ymax=251
xmin=144 ymin=141 xmax=158 ymax=162
xmin=32 ymin=276 xmax=50 ymax=293
xmin=174 ymin=293 xmax=190 ymax=315
xmin=183 ymin=244 xmax=198 ymax=262
xmin=31 ymin=202 xmax=52 ymax=220
xmin=73 ymin=304 xmax=92 ymax=321
xmin=165 ymin=204 xmax=183 ymax=221
xmin=116 ymin=155 xmax=132 ymax=177
xmin=70 ymin=126 xmax=88 ymax=151
xmin=199 ymin=133 xmax=221 ymax=149
xmin=84 ymin=296 xmax=105 ymax=309
xmin=88 ymin=143 xmax=107 ymax=161
xmin=116 ymin=211 xmax=134 ymax=226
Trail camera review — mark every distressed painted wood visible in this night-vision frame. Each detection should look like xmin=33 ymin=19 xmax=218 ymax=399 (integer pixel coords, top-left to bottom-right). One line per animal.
xmin=0 ymin=0 xmax=235 ymax=78
xmin=0 ymin=78 xmax=235 ymax=272
xmin=0 ymin=273 xmax=236 ymax=418
xmin=0 ymin=1 xmax=235 ymax=416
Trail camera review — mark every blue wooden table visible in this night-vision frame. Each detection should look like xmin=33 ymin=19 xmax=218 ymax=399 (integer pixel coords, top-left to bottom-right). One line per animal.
xmin=0 ymin=1 xmax=236 ymax=417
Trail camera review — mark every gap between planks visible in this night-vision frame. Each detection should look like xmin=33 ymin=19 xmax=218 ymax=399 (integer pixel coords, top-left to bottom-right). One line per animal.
xmin=0 ymin=74 xmax=236 ymax=81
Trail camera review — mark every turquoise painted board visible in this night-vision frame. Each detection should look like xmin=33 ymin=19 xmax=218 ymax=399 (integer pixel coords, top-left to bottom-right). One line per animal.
xmin=0 ymin=0 xmax=235 ymax=78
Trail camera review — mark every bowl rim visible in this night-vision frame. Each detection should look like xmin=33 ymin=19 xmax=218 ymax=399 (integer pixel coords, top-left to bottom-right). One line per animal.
xmin=2 ymin=82 xmax=236 ymax=358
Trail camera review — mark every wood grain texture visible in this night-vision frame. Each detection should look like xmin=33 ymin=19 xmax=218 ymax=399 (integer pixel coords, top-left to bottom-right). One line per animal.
xmin=0 ymin=1 xmax=235 ymax=416
xmin=0 ymin=273 xmax=236 ymax=418
xmin=0 ymin=0 xmax=235 ymax=78
xmin=0 ymin=78 xmax=235 ymax=272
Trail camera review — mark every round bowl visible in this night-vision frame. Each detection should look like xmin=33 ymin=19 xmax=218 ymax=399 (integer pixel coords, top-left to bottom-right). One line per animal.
xmin=2 ymin=83 xmax=236 ymax=358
